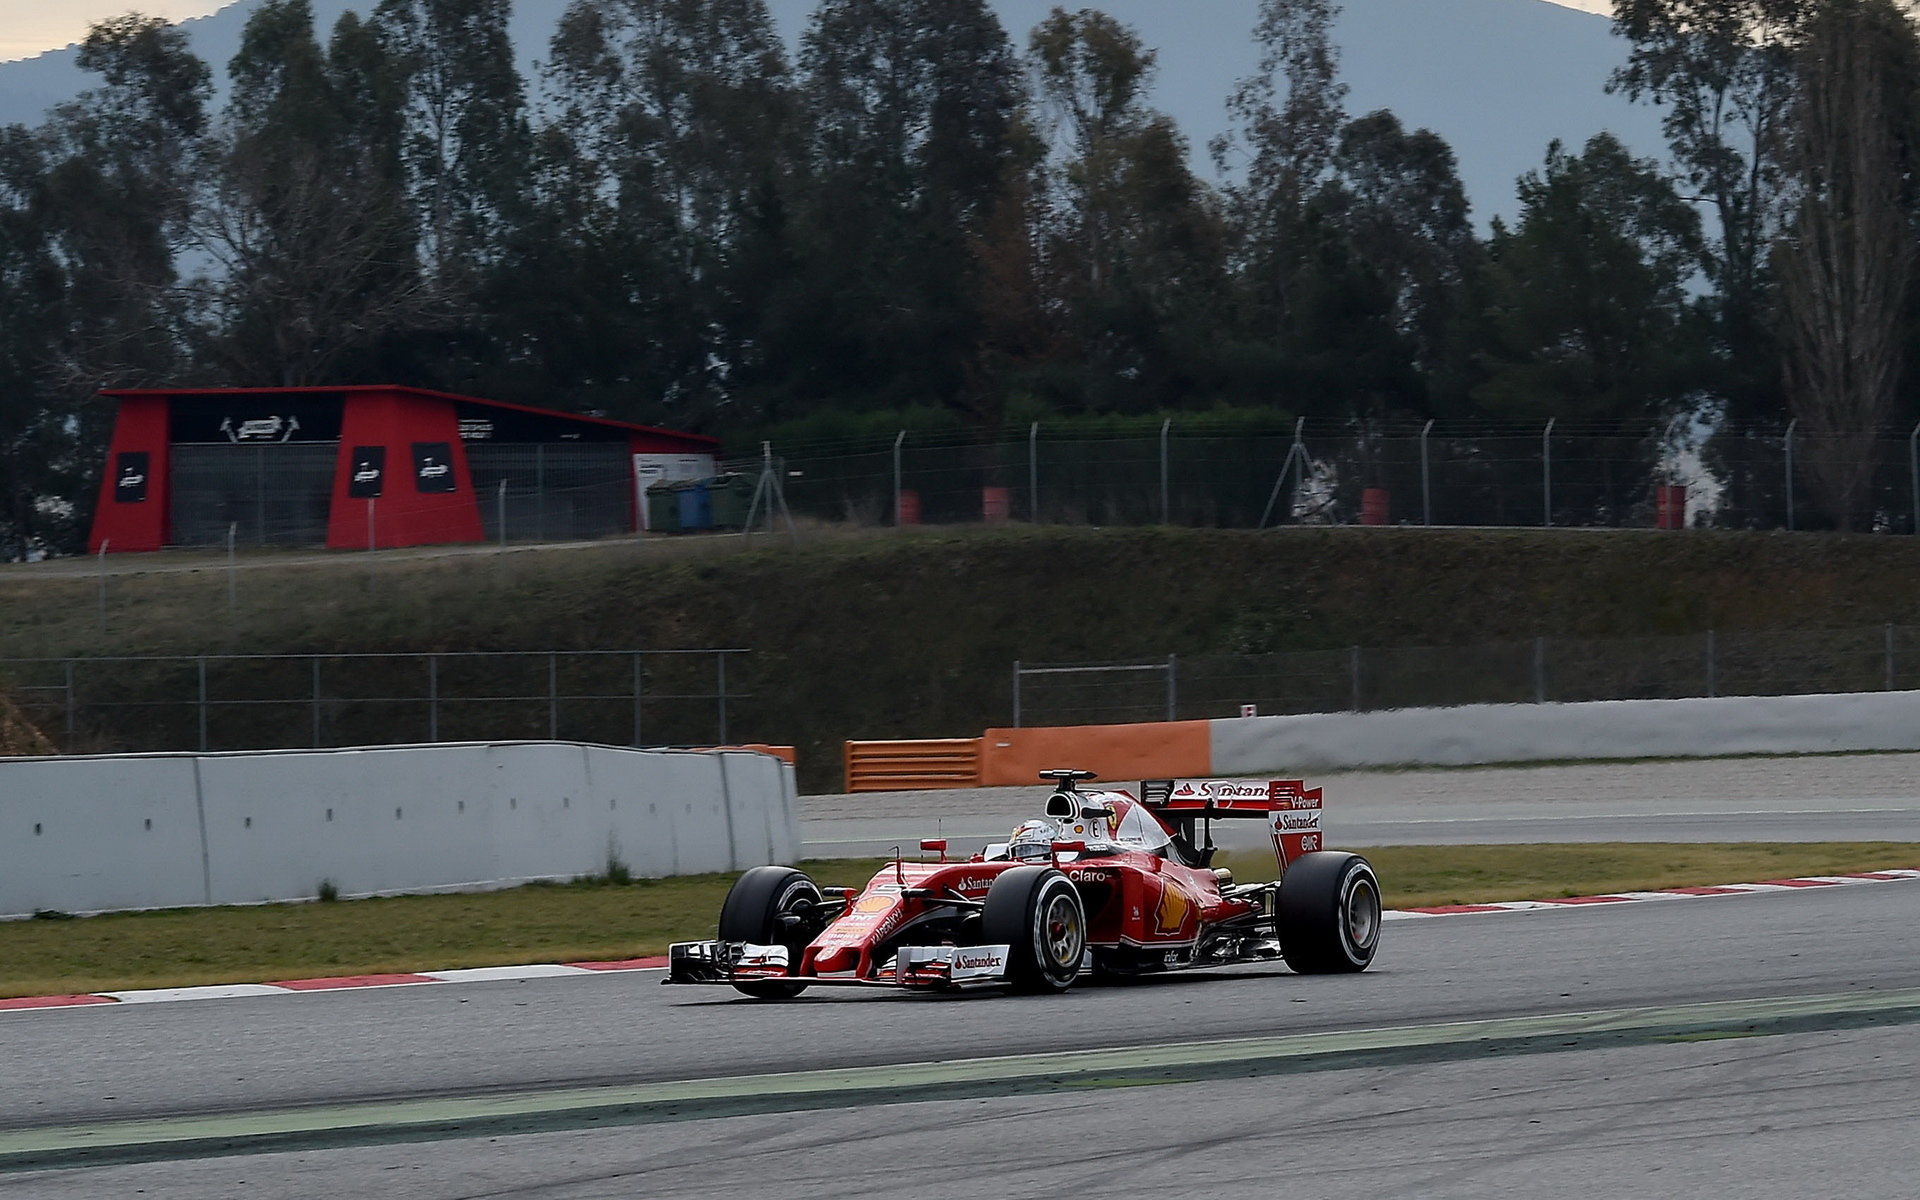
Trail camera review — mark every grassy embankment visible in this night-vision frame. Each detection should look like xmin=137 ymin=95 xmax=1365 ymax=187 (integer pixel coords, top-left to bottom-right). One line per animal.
xmin=9 ymin=524 xmax=1920 ymax=790
xmin=3 ymin=842 xmax=1912 ymax=998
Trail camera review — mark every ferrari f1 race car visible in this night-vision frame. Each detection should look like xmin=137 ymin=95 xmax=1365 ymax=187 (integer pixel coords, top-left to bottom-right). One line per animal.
xmin=666 ymin=769 xmax=1381 ymax=997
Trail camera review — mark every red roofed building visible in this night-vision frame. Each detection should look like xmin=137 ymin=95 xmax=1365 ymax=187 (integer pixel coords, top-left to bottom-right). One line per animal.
xmin=88 ymin=386 xmax=720 ymax=553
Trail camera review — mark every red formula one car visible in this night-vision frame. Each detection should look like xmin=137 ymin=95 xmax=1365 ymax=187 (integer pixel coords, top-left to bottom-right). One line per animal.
xmin=666 ymin=769 xmax=1380 ymax=997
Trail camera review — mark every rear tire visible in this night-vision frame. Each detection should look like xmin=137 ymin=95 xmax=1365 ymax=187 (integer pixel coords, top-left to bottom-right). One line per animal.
xmin=1277 ymin=852 xmax=1381 ymax=974
xmin=717 ymin=866 xmax=821 ymax=998
xmin=981 ymin=866 xmax=1085 ymax=994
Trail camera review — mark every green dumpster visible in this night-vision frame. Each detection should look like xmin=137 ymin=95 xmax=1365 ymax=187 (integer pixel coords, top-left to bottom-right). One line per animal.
xmin=646 ymin=481 xmax=683 ymax=533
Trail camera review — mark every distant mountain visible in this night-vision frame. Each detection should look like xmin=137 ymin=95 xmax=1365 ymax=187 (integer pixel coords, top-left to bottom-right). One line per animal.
xmin=0 ymin=0 xmax=1666 ymax=222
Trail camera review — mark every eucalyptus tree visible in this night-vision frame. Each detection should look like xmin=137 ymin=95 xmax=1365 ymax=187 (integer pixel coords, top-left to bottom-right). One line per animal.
xmin=535 ymin=0 xmax=792 ymax=422
xmin=198 ymin=0 xmax=429 ymax=385
xmin=1609 ymin=0 xmax=1806 ymax=424
xmin=4 ymin=15 xmax=215 ymax=554
xmin=0 ymin=127 xmax=70 ymax=558
xmin=783 ymin=0 xmax=1025 ymax=416
xmin=1211 ymin=0 xmax=1346 ymax=327
xmin=1313 ymin=111 xmax=1480 ymax=416
xmin=1028 ymin=7 xmax=1226 ymax=414
xmin=42 ymin=14 xmax=210 ymax=388
xmin=372 ymin=0 xmax=529 ymax=281
xmin=1774 ymin=0 xmax=1920 ymax=529
xmin=1473 ymin=134 xmax=1706 ymax=426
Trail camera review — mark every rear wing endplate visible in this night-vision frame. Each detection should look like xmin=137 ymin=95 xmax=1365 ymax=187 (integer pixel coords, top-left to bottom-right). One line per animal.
xmin=1140 ymin=778 xmax=1324 ymax=869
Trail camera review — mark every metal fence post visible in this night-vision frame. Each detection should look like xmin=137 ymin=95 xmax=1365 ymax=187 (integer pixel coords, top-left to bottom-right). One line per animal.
xmin=64 ymin=659 xmax=75 ymax=742
xmin=1165 ymin=653 xmax=1177 ymax=721
xmin=548 ymin=652 xmax=559 ymax=740
xmin=1029 ymin=422 xmax=1040 ymax=522
xmin=1705 ymin=629 xmax=1717 ymax=698
xmin=1886 ymin=624 xmax=1896 ymax=691
xmin=1420 ymin=418 xmax=1434 ymax=526
xmin=1542 ymin=418 xmax=1555 ymax=527
xmin=1013 ymin=660 xmax=1022 ymax=728
xmin=1784 ymin=419 xmax=1797 ymax=531
xmin=498 ymin=479 xmax=508 ymax=546
xmin=1160 ymin=418 xmax=1172 ymax=525
xmin=96 ymin=539 xmax=108 ymax=633
xmin=641 ymin=648 xmax=656 ymax=744
xmin=1534 ymin=636 xmax=1547 ymax=703
xmin=311 ymin=657 xmax=322 ymax=746
xmin=428 ymin=654 xmax=440 ymax=741
xmin=226 ymin=522 xmax=237 ymax=619
xmin=1350 ymin=646 xmax=1362 ymax=712
xmin=1910 ymin=423 xmax=1920 ymax=534
xmin=197 ymin=656 xmax=209 ymax=752
xmin=893 ymin=430 xmax=905 ymax=527
xmin=716 ymin=652 xmax=728 ymax=744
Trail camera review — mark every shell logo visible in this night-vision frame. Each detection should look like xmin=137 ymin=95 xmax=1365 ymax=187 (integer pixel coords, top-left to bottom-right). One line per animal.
xmin=1154 ymin=882 xmax=1193 ymax=935
xmin=851 ymin=894 xmax=895 ymax=917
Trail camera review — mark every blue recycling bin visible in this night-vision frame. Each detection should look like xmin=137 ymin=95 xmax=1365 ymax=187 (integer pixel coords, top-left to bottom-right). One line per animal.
xmin=678 ymin=480 xmax=713 ymax=531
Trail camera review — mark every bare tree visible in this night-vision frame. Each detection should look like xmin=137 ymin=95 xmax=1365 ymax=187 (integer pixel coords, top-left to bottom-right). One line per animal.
xmin=1776 ymin=0 xmax=1917 ymax=529
xmin=190 ymin=143 xmax=440 ymax=386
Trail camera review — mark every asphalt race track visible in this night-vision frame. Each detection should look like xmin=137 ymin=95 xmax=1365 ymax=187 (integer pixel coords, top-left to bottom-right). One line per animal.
xmin=5 ymin=756 xmax=1920 ymax=1197
xmin=5 ymin=868 xmax=1919 ymax=1199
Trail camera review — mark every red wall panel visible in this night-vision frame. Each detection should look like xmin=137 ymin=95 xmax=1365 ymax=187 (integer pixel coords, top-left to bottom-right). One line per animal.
xmin=326 ymin=389 xmax=484 ymax=550
xmin=88 ymin=397 xmax=171 ymax=553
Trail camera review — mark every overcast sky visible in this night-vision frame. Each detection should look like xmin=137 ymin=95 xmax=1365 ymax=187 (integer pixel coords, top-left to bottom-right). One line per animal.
xmin=1 ymin=0 xmax=1616 ymax=63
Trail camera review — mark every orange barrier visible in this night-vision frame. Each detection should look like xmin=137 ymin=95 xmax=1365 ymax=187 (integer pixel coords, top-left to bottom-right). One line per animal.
xmin=844 ymin=738 xmax=982 ymax=792
xmin=978 ymin=721 xmax=1212 ymax=787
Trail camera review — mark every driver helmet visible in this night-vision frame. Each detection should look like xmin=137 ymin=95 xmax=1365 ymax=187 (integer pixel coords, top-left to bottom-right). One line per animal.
xmin=1006 ymin=819 xmax=1061 ymax=861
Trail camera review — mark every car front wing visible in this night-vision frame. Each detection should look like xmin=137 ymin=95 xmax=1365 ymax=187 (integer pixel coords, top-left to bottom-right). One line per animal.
xmin=664 ymin=940 xmax=1016 ymax=989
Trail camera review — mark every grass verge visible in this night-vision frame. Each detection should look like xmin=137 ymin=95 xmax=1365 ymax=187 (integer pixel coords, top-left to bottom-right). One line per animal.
xmin=2 ymin=844 xmax=1913 ymax=999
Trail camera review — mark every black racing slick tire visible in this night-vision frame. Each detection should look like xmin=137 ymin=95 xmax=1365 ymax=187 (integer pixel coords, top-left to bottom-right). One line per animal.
xmin=717 ymin=866 xmax=822 ymax=999
xmin=1276 ymin=852 xmax=1381 ymax=974
xmin=981 ymin=866 xmax=1086 ymax=994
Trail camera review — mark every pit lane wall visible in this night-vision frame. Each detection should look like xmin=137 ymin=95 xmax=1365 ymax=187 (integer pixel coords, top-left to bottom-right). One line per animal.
xmin=850 ymin=690 xmax=1920 ymax=790
xmin=0 ymin=741 xmax=799 ymax=918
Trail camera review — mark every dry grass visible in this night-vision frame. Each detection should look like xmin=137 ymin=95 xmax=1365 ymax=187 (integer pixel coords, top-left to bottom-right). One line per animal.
xmin=11 ymin=525 xmax=1920 ymax=786
xmin=3 ymin=844 xmax=1913 ymax=999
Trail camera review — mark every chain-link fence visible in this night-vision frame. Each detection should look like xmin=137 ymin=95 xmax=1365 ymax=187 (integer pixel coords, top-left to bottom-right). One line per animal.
xmin=145 ymin=420 xmax=1920 ymax=551
xmin=1013 ymin=625 xmax=1920 ymax=727
xmin=0 ymin=650 xmax=750 ymax=755
xmin=770 ymin=421 xmax=1920 ymax=533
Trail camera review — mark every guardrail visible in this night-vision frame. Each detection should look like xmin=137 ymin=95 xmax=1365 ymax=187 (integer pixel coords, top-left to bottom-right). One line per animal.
xmin=843 ymin=738 xmax=982 ymax=792
xmin=841 ymin=690 xmax=1920 ymax=792
xmin=0 ymin=741 xmax=800 ymax=917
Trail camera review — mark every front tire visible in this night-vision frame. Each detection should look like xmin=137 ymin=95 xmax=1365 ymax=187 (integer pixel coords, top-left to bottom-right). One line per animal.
xmin=981 ymin=866 xmax=1085 ymax=994
xmin=1276 ymin=852 xmax=1381 ymax=974
xmin=717 ymin=866 xmax=821 ymax=998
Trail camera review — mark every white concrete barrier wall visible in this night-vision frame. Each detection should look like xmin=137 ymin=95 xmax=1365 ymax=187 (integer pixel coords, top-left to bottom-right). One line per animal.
xmin=0 ymin=742 xmax=797 ymax=917
xmin=1211 ymin=690 xmax=1920 ymax=776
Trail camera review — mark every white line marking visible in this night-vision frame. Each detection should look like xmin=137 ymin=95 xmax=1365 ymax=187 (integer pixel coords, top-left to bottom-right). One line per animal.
xmin=418 ymin=965 xmax=595 ymax=983
xmin=98 ymin=985 xmax=293 ymax=1004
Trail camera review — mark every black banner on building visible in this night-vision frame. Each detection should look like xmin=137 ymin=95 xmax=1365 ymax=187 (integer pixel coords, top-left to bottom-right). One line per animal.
xmin=348 ymin=446 xmax=386 ymax=498
xmin=114 ymin=452 xmax=150 ymax=503
xmin=412 ymin=442 xmax=457 ymax=493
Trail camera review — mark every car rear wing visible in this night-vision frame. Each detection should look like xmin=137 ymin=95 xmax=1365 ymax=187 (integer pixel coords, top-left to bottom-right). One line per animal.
xmin=1139 ymin=778 xmax=1324 ymax=870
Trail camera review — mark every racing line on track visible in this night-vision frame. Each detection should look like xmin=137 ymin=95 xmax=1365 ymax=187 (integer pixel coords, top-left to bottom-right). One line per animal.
xmin=3 ymin=869 xmax=1916 ymax=1014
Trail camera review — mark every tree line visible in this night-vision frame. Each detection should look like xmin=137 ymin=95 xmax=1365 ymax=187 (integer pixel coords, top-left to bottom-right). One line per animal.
xmin=2 ymin=0 xmax=1918 ymax=555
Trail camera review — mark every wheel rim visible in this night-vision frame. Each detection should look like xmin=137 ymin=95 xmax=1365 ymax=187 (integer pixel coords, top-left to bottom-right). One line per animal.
xmin=1040 ymin=890 xmax=1083 ymax=969
xmin=1344 ymin=876 xmax=1380 ymax=952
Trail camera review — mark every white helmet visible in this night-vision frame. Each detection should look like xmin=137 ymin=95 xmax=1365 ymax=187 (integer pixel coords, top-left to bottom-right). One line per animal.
xmin=1006 ymin=819 xmax=1060 ymax=861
